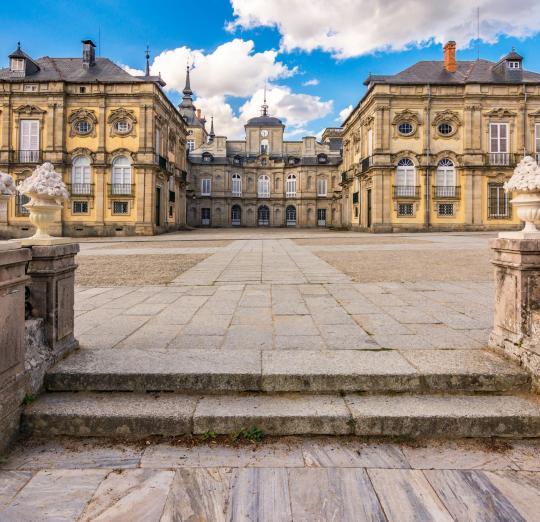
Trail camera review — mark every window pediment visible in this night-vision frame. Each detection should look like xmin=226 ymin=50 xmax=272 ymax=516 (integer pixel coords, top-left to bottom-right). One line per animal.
xmin=392 ymin=109 xmax=422 ymax=138
xmin=432 ymin=110 xmax=461 ymax=139
xmin=485 ymin=108 xmax=516 ymax=119
xmin=14 ymin=104 xmax=45 ymax=115
xmin=68 ymin=109 xmax=98 ymax=137
xmin=70 ymin=148 xmax=96 ymax=162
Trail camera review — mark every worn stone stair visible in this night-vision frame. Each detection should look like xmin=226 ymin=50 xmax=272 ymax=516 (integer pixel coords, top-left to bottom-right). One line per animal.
xmin=21 ymin=347 xmax=540 ymax=439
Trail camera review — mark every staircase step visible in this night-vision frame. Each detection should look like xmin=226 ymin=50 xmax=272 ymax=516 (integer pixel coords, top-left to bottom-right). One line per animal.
xmin=45 ymin=348 xmax=530 ymax=394
xmin=22 ymin=392 xmax=540 ymax=439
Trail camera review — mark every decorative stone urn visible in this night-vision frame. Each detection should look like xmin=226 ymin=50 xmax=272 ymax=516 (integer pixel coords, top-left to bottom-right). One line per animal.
xmin=503 ymin=156 xmax=540 ymax=237
xmin=17 ymin=163 xmax=69 ymax=239
xmin=0 ymin=171 xmax=17 ymax=224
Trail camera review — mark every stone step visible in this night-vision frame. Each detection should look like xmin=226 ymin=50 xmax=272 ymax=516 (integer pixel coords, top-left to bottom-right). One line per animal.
xmin=44 ymin=348 xmax=530 ymax=394
xmin=22 ymin=392 xmax=540 ymax=439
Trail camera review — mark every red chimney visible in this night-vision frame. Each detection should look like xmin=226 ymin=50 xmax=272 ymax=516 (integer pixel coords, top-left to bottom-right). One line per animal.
xmin=444 ymin=41 xmax=457 ymax=73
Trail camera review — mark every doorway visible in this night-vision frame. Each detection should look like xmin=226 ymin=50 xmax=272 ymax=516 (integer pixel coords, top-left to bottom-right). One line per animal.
xmin=367 ymin=189 xmax=372 ymax=228
xmin=286 ymin=205 xmax=296 ymax=226
xmin=231 ymin=205 xmax=241 ymax=226
xmin=317 ymin=208 xmax=326 ymax=226
xmin=155 ymin=187 xmax=161 ymax=227
xmin=258 ymin=205 xmax=270 ymax=226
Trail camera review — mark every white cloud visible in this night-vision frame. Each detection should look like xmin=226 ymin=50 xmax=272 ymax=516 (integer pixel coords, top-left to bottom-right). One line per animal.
xmin=195 ymin=86 xmax=333 ymax=139
xmin=228 ymin=0 xmax=540 ymax=58
xmin=302 ymin=78 xmax=319 ymax=86
xmin=149 ymin=39 xmax=295 ymax=98
xmin=120 ymin=64 xmax=145 ymax=76
xmin=337 ymin=104 xmax=353 ymax=124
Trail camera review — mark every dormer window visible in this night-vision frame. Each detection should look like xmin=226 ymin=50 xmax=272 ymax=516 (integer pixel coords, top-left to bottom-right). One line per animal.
xmin=317 ymin=153 xmax=328 ymax=164
xmin=10 ymin=58 xmax=24 ymax=73
xmin=508 ymin=61 xmax=521 ymax=69
xmin=202 ymin=152 xmax=213 ymax=163
xmin=260 ymin=139 xmax=269 ymax=155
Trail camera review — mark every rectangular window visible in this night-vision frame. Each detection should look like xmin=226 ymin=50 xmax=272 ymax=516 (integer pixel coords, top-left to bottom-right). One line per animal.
xmin=23 ymin=84 xmax=38 ymax=92
xmin=155 ymin=127 xmax=161 ymax=155
xmin=367 ymin=128 xmax=373 ymax=157
xmin=488 ymin=183 xmax=510 ymax=218
xmin=11 ymin=58 xmax=24 ymax=72
xmin=79 ymin=86 xmax=87 ymax=94
xmin=354 ymin=206 xmax=359 ymax=218
xmin=19 ymin=119 xmax=40 ymax=162
xmin=317 ymin=208 xmax=326 ymax=226
xmin=286 ymin=177 xmax=297 ymax=197
xmin=438 ymin=203 xmax=454 ymax=216
xmin=15 ymin=192 xmax=30 ymax=215
xmin=201 ymin=207 xmax=211 ymax=225
xmin=398 ymin=203 xmax=414 ymax=216
xmin=231 ymin=175 xmax=242 ymax=196
xmin=201 ymin=179 xmax=211 ymax=196
xmin=490 ymin=123 xmax=508 ymax=153
xmin=535 ymin=124 xmax=540 ymax=155
xmin=317 ymin=178 xmax=327 ymax=197
xmin=72 ymin=201 xmax=89 ymax=214
xmin=187 ymin=139 xmax=195 ymax=151
xmin=112 ymin=201 xmax=129 ymax=215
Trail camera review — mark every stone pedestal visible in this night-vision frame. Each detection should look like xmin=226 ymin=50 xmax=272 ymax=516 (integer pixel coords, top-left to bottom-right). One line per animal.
xmin=489 ymin=238 xmax=540 ymax=387
xmin=0 ymin=245 xmax=31 ymax=451
xmin=26 ymin=243 xmax=79 ymax=359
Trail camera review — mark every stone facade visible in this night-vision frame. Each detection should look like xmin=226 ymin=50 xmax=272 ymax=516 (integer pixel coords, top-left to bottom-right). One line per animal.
xmin=341 ymin=42 xmax=540 ymax=232
xmin=0 ymin=41 xmax=188 ymax=238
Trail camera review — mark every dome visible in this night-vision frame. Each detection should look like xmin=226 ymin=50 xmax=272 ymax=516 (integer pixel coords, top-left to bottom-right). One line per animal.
xmin=246 ymin=115 xmax=283 ymax=127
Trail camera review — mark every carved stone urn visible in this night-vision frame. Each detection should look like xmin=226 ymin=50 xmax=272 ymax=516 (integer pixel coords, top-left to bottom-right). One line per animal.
xmin=504 ymin=156 xmax=540 ymax=236
xmin=0 ymin=171 xmax=17 ymax=224
xmin=17 ymin=162 xmax=69 ymax=239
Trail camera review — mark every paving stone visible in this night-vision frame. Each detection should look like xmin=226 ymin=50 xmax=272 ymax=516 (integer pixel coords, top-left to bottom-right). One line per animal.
xmin=352 ymin=313 xmax=413 ymax=335
xmin=371 ymin=333 xmax=435 ymax=350
xmin=222 ymin=325 xmax=273 ymax=350
xmin=274 ymin=315 xmax=319 ymax=336
xmin=231 ymin=307 xmax=272 ymax=326
xmin=408 ymin=324 xmax=485 ymax=349
xmin=0 ymin=471 xmax=33 ymax=510
xmin=318 ymin=323 xmax=379 ymax=350
xmin=262 ymin=350 xmax=419 ymax=392
xmin=115 ymin=323 xmax=182 ymax=350
xmin=274 ymin=335 xmax=326 ymax=350
xmin=0 ymin=469 xmax=107 ymax=522
xmin=167 ymin=335 xmax=224 ymax=350
xmin=194 ymin=394 xmax=352 ymax=435
xmin=79 ymin=469 xmax=175 ymax=522
xmin=505 ymin=440 xmax=540 ymax=471
xmin=123 ymin=303 xmax=166 ymax=316
xmin=381 ymin=306 xmax=441 ymax=324
xmin=182 ymin=314 xmax=232 ymax=336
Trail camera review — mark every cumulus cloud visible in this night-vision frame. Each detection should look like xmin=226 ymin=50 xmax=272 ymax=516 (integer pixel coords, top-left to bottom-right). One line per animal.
xmin=303 ymin=78 xmax=319 ymax=86
xmin=228 ymin=0 xmax=540 ymax=58
xmin=120 ymin=64 xmax=145 ymax=76
xmin=337 ymin=104 xmax=353 ymax=124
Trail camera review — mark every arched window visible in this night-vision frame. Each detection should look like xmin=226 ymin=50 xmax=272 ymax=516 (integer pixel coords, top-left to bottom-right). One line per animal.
xmin=111 ymin=155 xmax=132 ymax=195
xmin=231 ymin=173 xmax=242 ymax=196
xmin=286 ymin=174 xmax=297 ymax=197
xmin=317 ymin=177 xmax=328 ymax=197
xmin=286 ymin=205 xmax=296 ymax=226
xmin=231 ymin=204 xmax=241 ymax=225
xmin=258 ymin=205 xmax=270 ymax=225
xmin=260 ymin=139 xmax=269 ymax=155
xmin=258 ymin=175 xmax=270 ymax=197
xmin=71 ymin=156 xmax=91 ymax=195
xmin=395 ymin=158 xmax=416 ymax=197
xmin=436 ymin=159 xmax=456 ymax=197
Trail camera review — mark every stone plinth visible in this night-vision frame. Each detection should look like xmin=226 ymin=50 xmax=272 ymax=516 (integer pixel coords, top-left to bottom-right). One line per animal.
xmin=26 ymin=243 xmax=79 ymax=359
xmin=0 ymin=245 xmax=31 ymax=451
xmin=489 ymin=238 xmax=540 ymax=387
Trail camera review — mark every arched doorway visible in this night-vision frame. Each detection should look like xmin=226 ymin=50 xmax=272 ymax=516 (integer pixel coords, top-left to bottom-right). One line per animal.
xmin=286 ymin=205 xmax=296 ymax=226
xmin=258 ymin=205 xmax=270 ymax=226
xmin=231 ymin=205 xmax=241 ymax=226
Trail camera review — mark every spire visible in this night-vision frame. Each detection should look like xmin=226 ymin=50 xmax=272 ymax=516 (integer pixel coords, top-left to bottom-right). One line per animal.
xmin=145 ymin=46 xmax=150 ymax=76
xmin=261 ymin=80 xmax=269 ymax=116
xmin=209 ymin=116 xmax=215 ymax=141
xmin=183 ymin=63 xmax=193 ymax=96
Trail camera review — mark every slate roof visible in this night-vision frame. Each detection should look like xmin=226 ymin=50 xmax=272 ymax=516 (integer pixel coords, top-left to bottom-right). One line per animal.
xmin=246 ymin=115 xmax=284 ymax=127
xmin=364 ymin=59 xmax=540 ymax=86
xmin=0 ymin=56 xmax=146 ymax=83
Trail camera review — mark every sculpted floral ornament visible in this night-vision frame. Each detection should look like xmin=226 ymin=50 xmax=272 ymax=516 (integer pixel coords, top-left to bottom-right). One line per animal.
xmin=504 ymin=155 xmax=540 ymax=235
xmin=17 ymin=162 xmax=69 ymax=239
xmin=0 ymin=171 xmax=17 ymax=223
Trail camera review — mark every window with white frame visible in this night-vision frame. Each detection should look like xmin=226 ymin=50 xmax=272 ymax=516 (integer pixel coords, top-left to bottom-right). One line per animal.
xmin=395 ymin=158 xmax=416 ymax=197
xmin=258 ymin=175 xmax=270 ymax=197
xmin=10 ymin=58 xmax=24 ymax=72
xmin=286 ymin=174 xmax=297 ymax=197
xmin=155 ymin=127 xmax=161 ymax=155
xmin=112 ymin=156 xmax=132 ymax=192
xmin=260 ymin=139 xmax=269 ymax=155
xmin=231 ymin=173 xmax=242 ymax=196
xmin=23 ymin=84 xmax=38 ymax=92
xmin=19 ymin=119 xmax=40 ymax=161
xmin=367 ymin=128 xmax=373 ymax=157
xmin=508 ymin=61 xmax=521 ymax=69
xmin=71 ymin=156 xmax=91 ymax=195
xmin=201 ymin=178 xmax=211 ymax=196
xmin=435 ymin=158 xmax=456 ymax=197
xmin=535 ymin=124 xmax=540 ymax=155
xmin=187 ymin=139 xmax=195 ymax=152
xmin=317 ymin=178 xmax=327 ymax=197
xmin=488 ymin=183 xmax=510 ymax=218
xmin=490 ymin=123 xmax=508 ymax=153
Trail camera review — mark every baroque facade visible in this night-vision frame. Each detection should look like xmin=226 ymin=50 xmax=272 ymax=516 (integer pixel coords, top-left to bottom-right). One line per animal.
xmin=0 ymin=40 xmax=188 ymax=238
xmin=341 ymin=41 xmax=540 ymax=232
xmin=184 ymin=72 xmax=343 ymax=228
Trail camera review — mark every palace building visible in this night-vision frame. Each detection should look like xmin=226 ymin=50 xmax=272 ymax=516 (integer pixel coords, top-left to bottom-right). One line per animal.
xmin=0 ymin=40 xmax=188 ymax=238
xmin=184 ymin=70 xmax=343 ymax=228
xmin=341 ymin=41 xmax=540 ymax=232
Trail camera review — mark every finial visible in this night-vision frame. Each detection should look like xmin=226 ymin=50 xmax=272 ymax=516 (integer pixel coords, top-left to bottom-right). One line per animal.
xmin=261 ymin=80 xmax=269 ymax=116
xmin=17 ymin=41 xmax=21 ymax=50
xmin=210 ymin=116 xmax=215 ymax=137
xmin=145 ymin=45 xmax=150 ymax=76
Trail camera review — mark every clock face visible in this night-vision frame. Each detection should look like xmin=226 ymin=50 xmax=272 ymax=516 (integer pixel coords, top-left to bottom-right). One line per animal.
xmin=260 ymin=129 xmax=269 ymax=137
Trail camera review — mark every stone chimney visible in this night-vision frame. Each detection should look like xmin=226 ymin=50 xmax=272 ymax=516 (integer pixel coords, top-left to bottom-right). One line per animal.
xmin=444 ymin=41 xmax=457 ymax=73
xmin=82 ymin=40 xmax=96 ymax=68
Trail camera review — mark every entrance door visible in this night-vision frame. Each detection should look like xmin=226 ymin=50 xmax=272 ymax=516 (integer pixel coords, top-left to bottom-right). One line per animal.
xmin=201 ymin=207 xmax=211 ymax=225
xmin=155 ymin=187 xmax=161 ymax=226
xmin=367 ymin=189 xmax=372 ymax=228
xmin=231 ymin=205 xmax=241 ymax=226
xmin=317 ymin=208 xmax=326 ymax=226
xmin=286 ymin=205 xmax=296 ymax=226
xmin=258 ymin=205 xmax=270 ymax=226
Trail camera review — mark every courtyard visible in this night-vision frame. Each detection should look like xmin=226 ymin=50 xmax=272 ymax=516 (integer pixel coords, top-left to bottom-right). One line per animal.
xmin=2 ymin=228 xmax=540 ymax=520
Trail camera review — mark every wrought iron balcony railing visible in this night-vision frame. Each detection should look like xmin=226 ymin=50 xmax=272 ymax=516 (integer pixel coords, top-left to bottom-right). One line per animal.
xmin=393 ymin=185 xmax=420 ymax=199
xmin=432 ymin=186 xmax=461 ymax=199
xmin=17 ymin=150 xmax=41 ymax=163
xmin=361 ymin=156 xmax=373 ymax=172
xmin=487 ymin=153 xmax=514 ymax=166
xmin=68 ymin=183 xmax=94 ymax=196
xmin=108 ymin=183 xmax=135 ymax=197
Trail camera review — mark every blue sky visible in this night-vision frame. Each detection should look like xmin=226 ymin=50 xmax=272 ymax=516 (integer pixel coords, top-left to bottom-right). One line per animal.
xmin=2 ymin=0 xmax=540 ymax=138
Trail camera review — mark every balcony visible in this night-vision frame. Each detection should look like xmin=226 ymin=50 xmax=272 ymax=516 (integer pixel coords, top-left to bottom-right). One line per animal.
xmin=68 ymin=183 xmax=94 ymax=196
xmin=487 ymin=153 xmax=514 ymax=166
xmin=169 ymin=190 xmax=176 ymax=202
xmin=393 ymin=185 xmax=420 ymax=199
xmin=108 ymin=183 xmax=135 ymax=197
xmin=361 ymin=156 xmax=373 ymax=172
xmin=155 ymin=154 xmax=168 ymax=170
xmin=352 ymin=191 xmax=359 ymax=204
xmin=17 ymin=150 xmax=41 ymax=163
xmin=432 ymin=186 xmax=461 ymax=200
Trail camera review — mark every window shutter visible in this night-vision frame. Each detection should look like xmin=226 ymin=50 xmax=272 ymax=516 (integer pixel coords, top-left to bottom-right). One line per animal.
xmin=490 ymin=124 xmax=498 ymax=153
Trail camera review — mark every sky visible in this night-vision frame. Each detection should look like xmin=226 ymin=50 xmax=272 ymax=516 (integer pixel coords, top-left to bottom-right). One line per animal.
xmin=2 ymin=0 xmax=540 ymax=139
